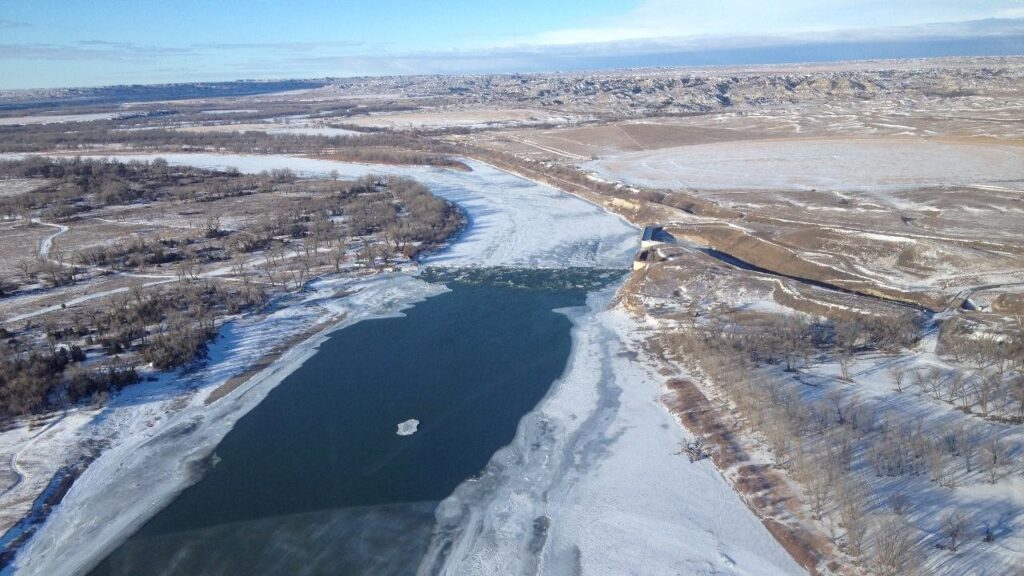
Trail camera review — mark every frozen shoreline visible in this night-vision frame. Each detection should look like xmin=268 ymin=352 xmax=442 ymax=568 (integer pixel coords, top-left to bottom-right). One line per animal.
xmin=420 ymin=285 xmax=804 ymax=575
xmin=4 ymin=153 xmax=803 ymax=576
xmin=11 ymin=274 xmax=447 ymax=576
xmin=2 ymin=154 xmax=638 ymax=575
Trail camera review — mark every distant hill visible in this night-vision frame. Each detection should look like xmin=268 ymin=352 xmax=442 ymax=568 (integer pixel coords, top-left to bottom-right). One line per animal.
xmin=0 ymin=79 xmax=333 ymax=111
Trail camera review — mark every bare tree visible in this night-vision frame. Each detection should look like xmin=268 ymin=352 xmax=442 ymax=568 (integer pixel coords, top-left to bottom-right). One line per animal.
xmin=205 ymin=212 xmax=222 ymax=237
xmin=231 ymin=253 xmax=249 ymax=283
xmin=981 ymin=436 xmax=1009 ymax=484
xmin=871 ymin=516 xmax=919 ymax=576
xmin=941 ymin=510 xmax=968 ymax=552
xmin=329 ymin=239 xmax=348 ymax=273
xmin=176 ymin=250 xmax=200 ymax=281
xmin=1011 ymin=374 xmax=1024 ymax=423
xmin=806 ymin=455 xmax=835 ymax=518
xmin=260 ymin=259 xmax=279 ymax=287
xmin=958 ymin=425 xmax=977 ymax=474
xmin=926 ymin=367 xmax=946 ymax=401
xmin=926 ymin=439 xmax=954 ymax=488
xmin=777 ymin=315 xmax=811 ymax=371
xmin=975 ymin=371 xmax=1002 ymax=418
xmin=16 ymin=258 xmax=37 ymax=280
xmin=947 ymin=371 xmax=969 ymax=410
xmin=838 ymin=350 xmax=853 ymax=381
xmin=681 ymin=437 xmax=708 ymax=463
xmin=889 ymin=365 xmax=906 ymax=393
xmin=911 ymin=368 xmax=930 ymax=396
xmin=837 ymin=476 xmax=870 ymax=557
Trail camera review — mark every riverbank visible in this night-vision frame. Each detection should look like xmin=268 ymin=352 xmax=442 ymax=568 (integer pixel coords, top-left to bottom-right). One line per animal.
xmin=1 ymin=154 xmax=639 ymax=575
xmin=3 ymin=153 xmax=807 ymax=576
xmin=420 ymin=283 xmax=804 ymax=575
xmin=10 ymin=273 xmax=447 ymax=576
xmin=90 ymin=269 xmax=605 ymax=575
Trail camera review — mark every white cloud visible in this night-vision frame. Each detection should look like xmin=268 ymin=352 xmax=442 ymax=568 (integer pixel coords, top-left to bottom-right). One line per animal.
xmin=505 ymin=0 xmax=1024 ymax=47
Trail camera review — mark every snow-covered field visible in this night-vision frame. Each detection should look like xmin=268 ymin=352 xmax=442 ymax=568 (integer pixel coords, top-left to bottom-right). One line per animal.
xmin=4 ymin=154 xmax=802 ymax=576
xmin=0 ymin=113 xmax=119 ymax=126
xmin=178 ymin=123 xmax=361 ymax=137
xmin=587 ymin=137 xmax=1024 ymax=192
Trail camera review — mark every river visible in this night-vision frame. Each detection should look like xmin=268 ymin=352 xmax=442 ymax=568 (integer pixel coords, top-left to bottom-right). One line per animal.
xmin=89 ymin=270 xmax=619 ymax=575
xmin=12 ymin=155 xmax=803 ymax=576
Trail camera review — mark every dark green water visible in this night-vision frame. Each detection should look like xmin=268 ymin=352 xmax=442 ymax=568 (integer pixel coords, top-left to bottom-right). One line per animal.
xmin=90 ymin=269 xmax=618 ymax=576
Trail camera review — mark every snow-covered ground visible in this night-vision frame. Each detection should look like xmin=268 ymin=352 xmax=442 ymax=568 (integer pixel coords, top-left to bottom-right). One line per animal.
xmin=801 ymin=342 xmax=1024 ymax=574
xmin=0 ymin=113 xmax=119 ymax=126
xmin=421 ymin=286 xmax=804 ymax=575
xmin=587 ymin=137 xmax=1024 ymax=192
xmin=4 ymin=154 xmax=803 ymax=576
xmin=32 ymin=220 xmax=68 ymax=261
xmin=179 ymin=123 xmax=361 ymax=137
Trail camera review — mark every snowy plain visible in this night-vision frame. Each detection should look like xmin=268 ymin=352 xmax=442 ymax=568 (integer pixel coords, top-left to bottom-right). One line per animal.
xmin=6 ymin=154 xmax=801 ymax=576
xmin=587 ymin=137 xmax=1024 ymax=192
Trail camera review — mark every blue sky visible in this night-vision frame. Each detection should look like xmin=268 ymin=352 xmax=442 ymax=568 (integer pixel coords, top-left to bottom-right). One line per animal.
xmin=1 ymin=0 xmax=1023 ymax=89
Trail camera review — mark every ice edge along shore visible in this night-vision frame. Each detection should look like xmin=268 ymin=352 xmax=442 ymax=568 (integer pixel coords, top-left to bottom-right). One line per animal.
xmin=7 ymin=155 xmax=797 ymax=576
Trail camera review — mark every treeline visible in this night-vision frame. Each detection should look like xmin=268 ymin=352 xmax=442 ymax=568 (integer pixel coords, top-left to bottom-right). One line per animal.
xmin=0 ymin=156 xmax=260 ymax=220
xmin=0 ymin=345 xmax=138 ymax=418
xmin=726 ymin=313 xmax=922 ymax=373
xmin=0 ymin=281 xmax=266 ymax=419
xmin=935 ymin=318 xmax=1024 ymax=421
xmin=371 ymin=176 xmax=465 ymax=251
xmin=0 ymin=79 xmax=331 ymax=111
xmin=75 ymin=237 xmax=190 ymax=270
xmin=0 ymin=122 xmax=461 ymax=160
xmin=235 ymin=174 xmax=465 ymax=290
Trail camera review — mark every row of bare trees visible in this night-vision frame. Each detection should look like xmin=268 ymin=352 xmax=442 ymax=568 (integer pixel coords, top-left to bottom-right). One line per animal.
xmin=662 ymin=310 xmax=1021 ymax=573
xmin=0 ymin=121 xmax=463 ymax=164
xmin=0 ymin=157 xmax=259 ymax=220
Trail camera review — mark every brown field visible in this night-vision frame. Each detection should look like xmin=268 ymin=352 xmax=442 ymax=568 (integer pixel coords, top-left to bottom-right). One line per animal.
xmin=0 ymin=222 xmax=49 ymax=276
xmin=0 ymin=178 xmax=52 ymax=199
xmin=343 ymin=107 xmax=566 ymax=129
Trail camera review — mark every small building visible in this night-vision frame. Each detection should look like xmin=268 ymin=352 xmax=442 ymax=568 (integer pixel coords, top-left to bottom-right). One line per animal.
xmin=641 ymin=225 xmax=666 ymax=249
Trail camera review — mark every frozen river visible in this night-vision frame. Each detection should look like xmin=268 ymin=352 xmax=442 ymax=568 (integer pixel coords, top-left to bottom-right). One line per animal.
xmin=75 ymin=153 xmax=640 ymax=269
xmin=11 ymin=154 xmax=802 ymax=576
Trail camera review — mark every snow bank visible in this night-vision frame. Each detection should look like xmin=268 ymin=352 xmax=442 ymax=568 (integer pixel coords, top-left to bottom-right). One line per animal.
xmin=420 ymin=285 xmax=803 ymax=576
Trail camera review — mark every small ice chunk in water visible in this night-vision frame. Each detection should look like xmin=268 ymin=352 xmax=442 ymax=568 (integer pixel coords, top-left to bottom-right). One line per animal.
xmin=396 ymin=419 xmax=419 ymax=436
